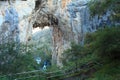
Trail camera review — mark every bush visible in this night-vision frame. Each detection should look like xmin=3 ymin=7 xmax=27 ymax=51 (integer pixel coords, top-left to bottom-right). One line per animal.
xmin=89 ymin=27 xmax=120 ymax=60
xmin=88 ymin=0 xmax=120 ymax=20
xmin=62 ymin=42 xmax=83 ymax=65
xmin=87 ymin=61 xmax=120 ymax=80
xmin=62 ymin=27 xmax=120 ymax=65
xmin=0 ymin=42 xmax=36 ymax=75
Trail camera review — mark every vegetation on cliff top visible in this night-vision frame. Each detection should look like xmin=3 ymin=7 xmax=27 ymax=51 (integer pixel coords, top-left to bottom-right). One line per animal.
xmin=88 ymin=0 xmax=120 ymax=21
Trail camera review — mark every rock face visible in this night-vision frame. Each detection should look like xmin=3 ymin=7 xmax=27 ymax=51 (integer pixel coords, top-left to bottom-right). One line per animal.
xmin=0 ymin=0 xmax=35 ymax=43
xmin=32 ymin=0 xmax=90 ymax=67
xmin=35 ymin=0 xmax=117 ymax=67
xmin=0 ymin=0 xmax=118 ymax=67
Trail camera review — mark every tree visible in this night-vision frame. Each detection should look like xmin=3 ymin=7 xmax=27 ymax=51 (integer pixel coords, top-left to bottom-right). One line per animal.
xmin=91 ymin=27 xmax=120 ymax=60
xmin=0 ymin=42 xmax=36 ymax=75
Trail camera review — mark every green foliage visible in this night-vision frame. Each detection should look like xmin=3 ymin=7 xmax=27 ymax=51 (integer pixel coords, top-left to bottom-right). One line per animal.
xmin=87 ymin=61 xmax=120 ymax=80
xmin=91 ymin=27 xmax=120 ymax=60
xmin=0 ymin=42 xmax=36 ymax=75
xmin=32 ymin=45 xmax=52 ymax=69
xmin=62 ymin=26 xmax=120 ymax=80
xmin=89 ymin=0 xmax=111 ymax=15
xmin=36 ymin=44 xmax=52 ymax=62
xmin=62 ymin=39 xmax=98 ymax=66
xmin=62 ymin=42 xmax=84 ymax=66
xmin=0 ymin=35 xmax=53 ymax=75
xmin=84 ymin=27 xmax=120 ymax=79
xmin=88 ymin=0 xmax=120 ymax=21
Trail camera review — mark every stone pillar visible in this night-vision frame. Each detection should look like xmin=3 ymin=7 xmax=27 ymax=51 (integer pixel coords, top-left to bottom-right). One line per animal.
xmin=52 ymin=26 xmax=63 ymax=67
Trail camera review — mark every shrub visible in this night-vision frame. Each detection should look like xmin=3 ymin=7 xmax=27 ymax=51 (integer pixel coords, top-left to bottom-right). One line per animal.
xmin=88 ymin=0 xmax=120 ymax=20
xmin=0 ymin=42 xmax=36 ymax=75
xmin=91 ymin=27 xmax=120 ymax=60
xmin=61 ymin=41 xmax=96 ymax=68
xmin=62 ymin=42 xmax=83 ymax=65
xmin=62 ymin=26 xmax=120 ymax=66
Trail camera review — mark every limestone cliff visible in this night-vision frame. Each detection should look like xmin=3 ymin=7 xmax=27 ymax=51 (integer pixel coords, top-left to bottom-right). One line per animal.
xmin=33 ymin=0 xmax=119 ymax=67
xmin=0 ymin=0 xmax=35 ymax=43
xmin=0 ymin=0 xmax=119 ymax=67
xmin=50 ymin=0 xmax=91 ymax=67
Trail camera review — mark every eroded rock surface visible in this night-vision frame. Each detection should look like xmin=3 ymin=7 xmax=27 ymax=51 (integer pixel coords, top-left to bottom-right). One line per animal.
xmin=0 ymin=0 xmax=118 ymax=67
xmin=0 ymin=0 xmax=35 ymax=43
xmin=33 ymin=0 xmax=117 ymax=67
